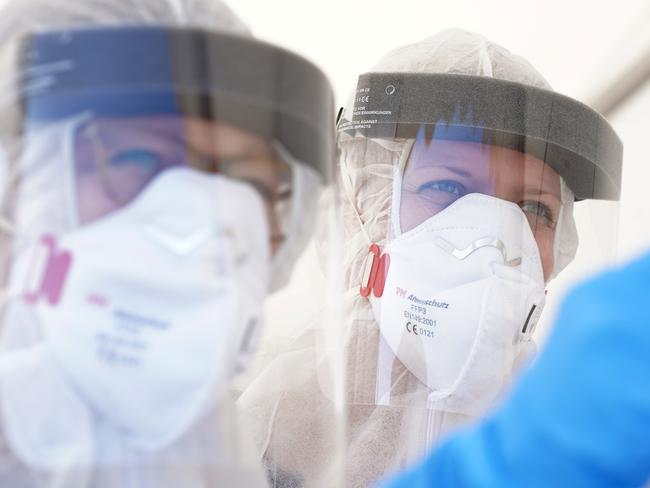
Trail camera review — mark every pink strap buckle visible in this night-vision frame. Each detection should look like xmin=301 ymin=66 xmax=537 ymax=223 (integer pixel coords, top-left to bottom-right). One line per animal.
xmin=23 ymin=235 xmax=72 ymax=306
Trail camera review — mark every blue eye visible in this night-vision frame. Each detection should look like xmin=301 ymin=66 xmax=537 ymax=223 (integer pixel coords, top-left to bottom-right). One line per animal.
xmin=109 ymin=150 xmax=160 ymax=173
xmin=418 ymin=180 xmax=466 ymax=197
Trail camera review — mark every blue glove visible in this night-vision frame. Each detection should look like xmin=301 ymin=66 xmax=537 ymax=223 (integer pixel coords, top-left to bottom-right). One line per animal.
xmin=382 ymin=251 xmax=650 ymax=488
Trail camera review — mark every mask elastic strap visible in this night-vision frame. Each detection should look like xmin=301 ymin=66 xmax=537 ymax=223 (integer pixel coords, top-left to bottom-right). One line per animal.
xmin=270 ymin=140 xmax=300 ymax=248
xmin=390 ymin=139 xmax=415 ymax=238
xmin=0 ymin=142 xmax=24 ymax=302
xmin=340 ymin=160 xmax=373 ymax=247
xmin=62 ymin=112 xmax=95 ymax=230
xmin=0 ymin=215 xmax=18 ymax=303
xmin=550 ymin=178 xmax=577 ymax=280
xmin=0 ymin=216 xmax=14 ymax=236
xmin=268 ymin=141 xmax=321 ymax=291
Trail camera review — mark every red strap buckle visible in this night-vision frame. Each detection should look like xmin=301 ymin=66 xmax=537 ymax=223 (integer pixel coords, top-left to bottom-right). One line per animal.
xmin=359 ymin=243 xmax=390 ymax=298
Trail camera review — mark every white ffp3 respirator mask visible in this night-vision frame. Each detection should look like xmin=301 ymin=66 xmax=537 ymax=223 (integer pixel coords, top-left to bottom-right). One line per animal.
xmin=1 ymin=166 xmax=270 ymax=467
xmin=362 ymin=193 xmax=545 ymax=415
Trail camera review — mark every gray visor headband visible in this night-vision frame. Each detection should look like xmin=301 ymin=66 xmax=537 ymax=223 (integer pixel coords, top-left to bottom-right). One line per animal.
xmin=338 ymin=73 xmax=623 ymax=200
xmin=20 ymin=26 xmax=336 ymax=182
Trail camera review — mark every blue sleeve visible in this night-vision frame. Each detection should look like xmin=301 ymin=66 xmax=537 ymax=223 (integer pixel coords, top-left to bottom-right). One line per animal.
xmin=381 ymin=251 xmax=650 ymax=488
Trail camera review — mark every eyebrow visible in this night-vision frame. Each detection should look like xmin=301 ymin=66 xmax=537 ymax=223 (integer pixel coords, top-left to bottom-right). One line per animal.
xmin=442 ymin=165 xmax=473 ymax=178
xmin=409 ymin=161 xmax=474 ymax=178
xmin=522 ymin=184 xmax=562 ymax=204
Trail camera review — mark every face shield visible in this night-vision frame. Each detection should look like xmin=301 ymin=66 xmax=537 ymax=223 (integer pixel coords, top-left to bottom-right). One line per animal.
xmin=336 ymin=72 xmax=622 ymax=474
xmin=0 ymin=26 xmax=343 ymax=487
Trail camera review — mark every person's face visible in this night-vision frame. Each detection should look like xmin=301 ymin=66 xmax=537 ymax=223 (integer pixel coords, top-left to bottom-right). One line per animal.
xmin=400 ymin=139 xmax=561 ymax=282
xmin=73 ymin=116 xmax=290 ymax=254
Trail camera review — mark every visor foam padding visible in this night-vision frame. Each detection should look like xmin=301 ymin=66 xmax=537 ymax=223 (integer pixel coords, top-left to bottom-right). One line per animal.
xmin=339 ymin=73 xmax=623 ymax=200
xmin=19 ymin=27 xmax=336 ymax=182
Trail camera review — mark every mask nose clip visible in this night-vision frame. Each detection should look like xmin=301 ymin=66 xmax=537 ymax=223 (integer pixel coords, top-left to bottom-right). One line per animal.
xmin=359 ymin=244 xmax=390 ymax=298
xmin=435 ymin=236 xmax=521 ymax=267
